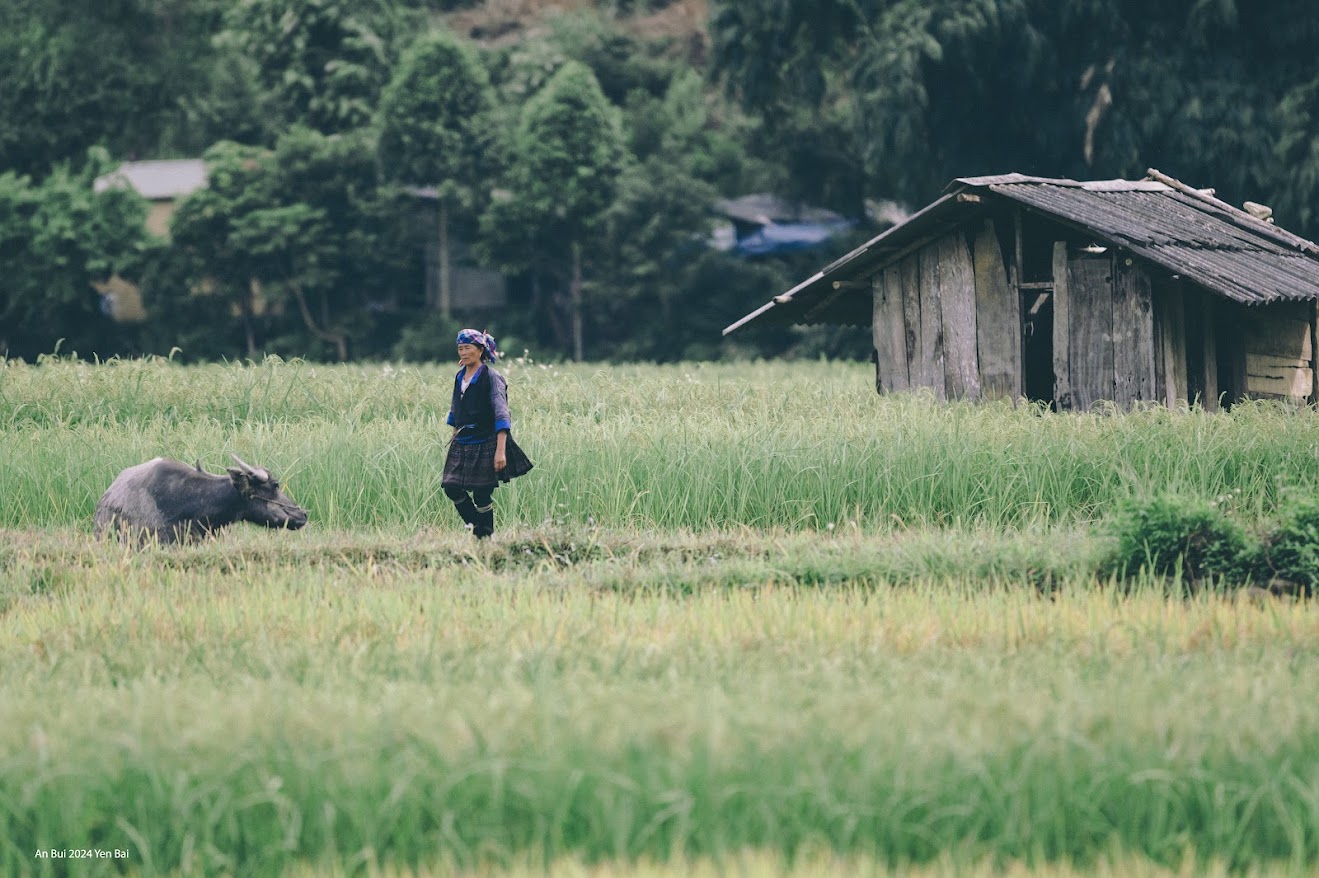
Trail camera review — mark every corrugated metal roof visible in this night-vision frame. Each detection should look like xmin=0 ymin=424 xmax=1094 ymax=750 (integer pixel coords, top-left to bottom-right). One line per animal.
xmin=724 ymin=171 xmax=1319 ymax=334
xmin=93 ymin=159 xmax=207 ymax=200
xmin=988 ymin=182 xmax=1318 ymax=305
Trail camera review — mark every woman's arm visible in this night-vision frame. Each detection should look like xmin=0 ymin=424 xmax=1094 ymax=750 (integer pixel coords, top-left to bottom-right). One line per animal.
xmin=490 ymin=372 xmax=511 ymax=471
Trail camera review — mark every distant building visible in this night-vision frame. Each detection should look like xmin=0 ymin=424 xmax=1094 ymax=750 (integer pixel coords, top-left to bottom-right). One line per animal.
xmin=94 ymin=158 xmax=206 ymax=239
xmin=711 ymin=194 xmax=855 ymax=257
xmin=404 ymin=185 xmax=507 ymax=311
xmin=91 ymin=161 xmax=508 ymax=323
xmin=725 ymin=170 xmax=1319 ymax=409
xmin=91 ymin=159 xmax=208 ymax=322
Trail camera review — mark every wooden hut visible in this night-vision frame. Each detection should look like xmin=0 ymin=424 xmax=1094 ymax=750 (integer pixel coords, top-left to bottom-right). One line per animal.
xmin=723 ymin=170 xmax=1319 ymax=410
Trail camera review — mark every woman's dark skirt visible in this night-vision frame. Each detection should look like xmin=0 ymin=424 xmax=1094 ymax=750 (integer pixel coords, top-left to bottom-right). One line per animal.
xmin=442 ymin=434 xmax=534 ymax=489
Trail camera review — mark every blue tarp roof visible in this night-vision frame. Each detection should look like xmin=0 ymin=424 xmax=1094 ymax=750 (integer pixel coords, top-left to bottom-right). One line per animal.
xmin=732 ymin=219 xmax=856 ymax=256
xmin=710 ymin=193 xmax=856 ymax=257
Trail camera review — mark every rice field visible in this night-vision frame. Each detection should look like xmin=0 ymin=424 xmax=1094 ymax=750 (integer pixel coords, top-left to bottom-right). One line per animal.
xmin=2 ymin=356 xmax=1318 ymax=876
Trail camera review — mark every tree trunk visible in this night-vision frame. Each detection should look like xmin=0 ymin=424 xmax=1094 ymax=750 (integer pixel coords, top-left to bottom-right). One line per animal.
xmin=291 ymin=281 xmax=348 ymax=361
xmin=243 ymin=280 xmax=257 ymax=358
xmin=571 ymin=242 xmax=583 ymax=362
xmin=438 ymin=198 xmax=451 ymax=318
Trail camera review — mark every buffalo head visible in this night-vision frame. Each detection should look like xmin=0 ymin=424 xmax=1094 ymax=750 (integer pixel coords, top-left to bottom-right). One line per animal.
xmin=227 ymin=454 xmax=308 ymax=531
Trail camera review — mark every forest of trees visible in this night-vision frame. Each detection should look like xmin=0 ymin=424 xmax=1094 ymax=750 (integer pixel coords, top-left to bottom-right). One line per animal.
xmin=1 ymin=0 xmax=1317 ymax=364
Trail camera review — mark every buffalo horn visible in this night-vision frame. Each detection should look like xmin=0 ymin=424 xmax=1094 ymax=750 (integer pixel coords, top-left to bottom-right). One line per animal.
xmin=230 ymin=453 xmax=268 ymax=481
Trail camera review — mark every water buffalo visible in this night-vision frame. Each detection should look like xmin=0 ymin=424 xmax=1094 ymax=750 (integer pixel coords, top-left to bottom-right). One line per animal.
xmin=94 ymin=454 xmax=308 ymax=544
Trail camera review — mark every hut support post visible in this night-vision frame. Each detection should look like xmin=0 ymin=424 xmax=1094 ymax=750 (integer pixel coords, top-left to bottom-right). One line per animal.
xmin=1160 ymin=283 xmax=1188 ymax=406
xmin=1051 ymin=241 xmax=1071 ymax=410
xmin=1200 ymin=297 xmax=1219 ymax=411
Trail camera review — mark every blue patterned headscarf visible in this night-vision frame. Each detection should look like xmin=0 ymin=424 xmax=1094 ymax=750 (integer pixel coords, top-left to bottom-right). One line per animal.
xmin=456 ymin=328 xmax=498 ymax=362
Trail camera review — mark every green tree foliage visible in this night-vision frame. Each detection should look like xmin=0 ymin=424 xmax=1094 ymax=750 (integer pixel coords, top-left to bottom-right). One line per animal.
xmin=378 ymin=28 xmax=501 ymax=317
xmin=707 ymin=0 xmax=870 ymax=212
xmin=1272 ymin=75 xmax=1319 ymax=235
xmin=173 ymin=38 xmax=283 ymax=152
xmin=480 ymin=61 xmax=626 ymax=361
xmin=9 ymin=1 xmax=1318 ymax=364
xmin=711 ymin=0 xmax=1319 ymax=236
xmin=0 ymin=0 xmax=225 ymax=177
xmin=166 ymin=142 xmax=274 ymax=357
xmin=586 ymin=68 xmax=779 ymax=361
xmin=166 ymin=131 xmax=407 ymax=361
xmin=0 ymin=150 xmax=149 ymax=360
xmin=221 ymin=0 xmax=406 ymax=135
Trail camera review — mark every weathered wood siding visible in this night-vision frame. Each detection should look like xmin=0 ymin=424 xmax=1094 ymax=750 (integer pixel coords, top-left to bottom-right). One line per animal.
xmin=916 ymin=246 xmax=947 ymax=399
xmin=1052 ymin=242 xmax=1072 ymax=408
xmin=872 ymin=268 xmax=909 ymax=393
xmin=1112 ymin=256 xmax=1156 ymax=406
xmin=1181 ymin=288 xmax=1219 ymax=410
xmin=1242 ymin=300 xmax=1314 ymax=401
xmin=933 ymin=233 xmax=980 ymax=399
xmin=871 ymin=225 xmax=1016 ymax=401
xmin=1155 ymin=281 xmax=1188 ymax=406
xmin=867 ymin=224 xmax=1312 ymax=410
xmin=900 ymin=254 xmax=923 ymax=394
xmin=1052 ymin=246 xmax=1159 ymax=409
xmin=973 ymin=219 xmax=1020 ymax=399
xmin=1067 ymin=255 xmax=1114 ymax=409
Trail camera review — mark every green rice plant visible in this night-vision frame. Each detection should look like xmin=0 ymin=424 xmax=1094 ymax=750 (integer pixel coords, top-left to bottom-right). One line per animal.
xmin=289 ymin=851 xmax=1319 ymax=877
xmin=2 ymin=528 xmax=1319 ymax=875
xmin=7 ymin=359 xmax=1319 ymax=876
xmin=6 ymin=358 xmax=1319 ymax=533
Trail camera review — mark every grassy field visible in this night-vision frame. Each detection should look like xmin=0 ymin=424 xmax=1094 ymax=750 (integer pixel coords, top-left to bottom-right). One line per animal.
xmin=2 ymin=357 xmax=1318 ymax=876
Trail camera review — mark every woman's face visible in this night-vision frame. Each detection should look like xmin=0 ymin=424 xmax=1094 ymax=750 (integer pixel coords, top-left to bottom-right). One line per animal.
xmin=457 ymin=343 xmax=483 ymax=367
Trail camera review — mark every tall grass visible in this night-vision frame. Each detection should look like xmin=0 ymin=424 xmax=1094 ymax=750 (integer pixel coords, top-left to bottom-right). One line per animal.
xmin=2 ymin=535 xmax=1318 ymax=875
xmin=3 ymin=357 xmax=1318 ymax=532
xmin=4 ymin=358 xmax=1319 ymax=875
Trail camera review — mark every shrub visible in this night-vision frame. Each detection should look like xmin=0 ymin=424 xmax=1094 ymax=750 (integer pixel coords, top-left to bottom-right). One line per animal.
xmin=1255 ymin=496 xmax=1319 ymax=593
xmin=390 ymin=313 xmax=463 ymax=363
xmin=1103 ymin=494 xmax=1252 ymax=587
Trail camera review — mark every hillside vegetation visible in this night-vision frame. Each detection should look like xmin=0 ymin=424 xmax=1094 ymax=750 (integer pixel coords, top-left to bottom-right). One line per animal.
xmin=4 ymin=1 xmax=1318 ymax=365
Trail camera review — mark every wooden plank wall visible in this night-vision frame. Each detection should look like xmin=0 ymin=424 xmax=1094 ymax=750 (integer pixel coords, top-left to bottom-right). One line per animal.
xmin=1180 ymin=289 xmax=1220 ymax=410
xmin=1158 ymin=282 xmax=1188 ymax=406
xmin=1198 ymin=295 xmax=1219 ymax=410
xmin=872 ymin=268 xmax=909 ymax=393
xmin=869 ymin=222 xmax=1318 ymax=409
xmin=934 ymin=233 xmax=980 ymax=399
xmin=1067 ymin=256 xmax=1114 ymax=409
xmin=1112 ymin=257 xmax=1155 ymax=406
xmin=1242 ymin=300 xmax=1313 ymax=401
xmin=1053 ymin=246 xmax=1159 ymax=410
xmin=973 ymin=220 xmax=1020 ymax=399
xmin=870 ymin=225 xmax=1019 ymax=401
xmin=900 ymin=255 xmax=924 ymax=393
xmin=916 ymin=244 xmax=949 ymax=399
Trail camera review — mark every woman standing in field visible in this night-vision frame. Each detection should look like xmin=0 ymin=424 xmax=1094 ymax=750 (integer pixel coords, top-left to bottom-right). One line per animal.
xmin=442 ymin=328 xmax=533 ymax=538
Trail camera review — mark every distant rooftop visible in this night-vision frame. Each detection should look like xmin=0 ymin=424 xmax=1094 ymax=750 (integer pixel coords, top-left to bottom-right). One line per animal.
xmin=715 ymin=194 xmax=846 ymax=227
xmin=94 ymin=159 xmax=207 ymax=200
